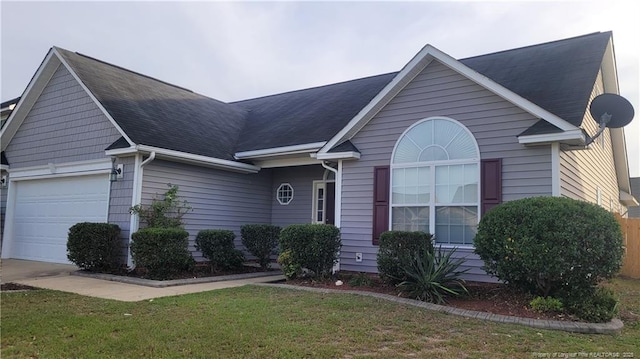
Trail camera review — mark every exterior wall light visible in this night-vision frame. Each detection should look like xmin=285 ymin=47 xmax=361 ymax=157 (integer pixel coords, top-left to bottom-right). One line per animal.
xmin=110 ymin=164 xmax=123 ymax=182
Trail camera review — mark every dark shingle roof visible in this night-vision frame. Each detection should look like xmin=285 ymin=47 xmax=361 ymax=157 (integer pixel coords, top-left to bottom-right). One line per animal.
xmin=232 ymin=73 xmax=396 ymax=152
xmin=329 ymin=140 xmax=360 ymax=153
xmin=1 ymin=151 xmax=8 ymax=166
xmin=460 ymin=32 xmax=611 ymax=128
xmin=51 ymin=32 xmax=611 ymax=159
xmin=631 ymin=177 xmax=640 ymax=199
xmin=1 ymin=97 xmax=20 ymax=109
xmin=56 ymin=48 xmax=248 ymax=160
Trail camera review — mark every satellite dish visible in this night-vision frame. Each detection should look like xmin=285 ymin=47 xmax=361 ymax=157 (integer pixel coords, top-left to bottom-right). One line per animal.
xmin=585 ymin=93 xmax=635 ymax=145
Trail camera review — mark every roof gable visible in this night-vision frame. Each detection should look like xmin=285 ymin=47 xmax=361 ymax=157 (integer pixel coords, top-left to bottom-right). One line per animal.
xmin=55 ymin=48 xmax=248 ymax=161
xmin=460 ymin=32 xmax=611 ymax=128
xmin=320 ymin=33 xmax=612 ymax=153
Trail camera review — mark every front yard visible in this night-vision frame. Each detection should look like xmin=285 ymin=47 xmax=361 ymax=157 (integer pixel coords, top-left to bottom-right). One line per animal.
xmin=1 ymin=277 xmax=639 ymax=358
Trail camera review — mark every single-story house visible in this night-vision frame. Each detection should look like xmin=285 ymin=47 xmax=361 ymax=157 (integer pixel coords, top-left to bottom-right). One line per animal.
xmin=1 ymin=31 xmax=636 ymax=282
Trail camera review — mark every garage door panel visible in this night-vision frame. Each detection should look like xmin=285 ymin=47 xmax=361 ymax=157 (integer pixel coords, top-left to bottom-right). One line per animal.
xmin=11 ymin=174 xmax=110 ymax=264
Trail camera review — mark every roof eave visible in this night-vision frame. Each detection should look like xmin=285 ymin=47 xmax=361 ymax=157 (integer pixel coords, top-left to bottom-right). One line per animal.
xmin=313 ymin=151 xmax=361 ymax=160
xmin=620 ymin=190 xmax=639 ymax=207
xmin=518 ymin=129 xmax=586 ymax=146
xmin=1 ymin=49 xmax=59 ymax=151
xmin=106 ymin=145 xmax=261 ymax=174
xmin=234 ymin=142 xmax=327 ymax=160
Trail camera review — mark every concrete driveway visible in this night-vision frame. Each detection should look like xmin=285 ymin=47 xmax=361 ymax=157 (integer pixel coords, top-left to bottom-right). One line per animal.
xmin=1 ymin=258 xmax=285 ymax=301
xmin=1 ymin=259 xmax=77 ymax=284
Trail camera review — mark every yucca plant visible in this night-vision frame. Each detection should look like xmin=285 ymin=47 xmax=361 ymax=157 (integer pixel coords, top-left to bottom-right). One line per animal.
xmin=396 ymin=246 xmax=469 ymax=304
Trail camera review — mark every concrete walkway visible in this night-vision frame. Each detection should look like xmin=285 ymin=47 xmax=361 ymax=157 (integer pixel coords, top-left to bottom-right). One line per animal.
xmin=1 ymin=259 xmax=285 ymax=302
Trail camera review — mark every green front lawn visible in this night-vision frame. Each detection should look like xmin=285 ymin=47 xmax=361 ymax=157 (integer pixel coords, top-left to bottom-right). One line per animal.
xmin=2 ymin=278 xmax=639 ymax=358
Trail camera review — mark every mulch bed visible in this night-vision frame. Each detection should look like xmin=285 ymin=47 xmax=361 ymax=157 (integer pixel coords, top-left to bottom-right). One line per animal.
xmin=287 ymin=274 xmax=577 ymax=321
xmin=1 ymin=283 xmax=39 ymax=291
xmin=92 ymin=262 xmax=276 ymax=281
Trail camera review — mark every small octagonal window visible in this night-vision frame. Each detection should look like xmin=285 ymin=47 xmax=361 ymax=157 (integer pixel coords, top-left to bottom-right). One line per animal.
xmin=277 ymin=183 xmax=294 ymax=205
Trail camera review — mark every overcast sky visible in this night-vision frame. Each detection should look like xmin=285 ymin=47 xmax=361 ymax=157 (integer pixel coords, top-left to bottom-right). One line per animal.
xmin=1 ymin=1 xmax=638 ymax=176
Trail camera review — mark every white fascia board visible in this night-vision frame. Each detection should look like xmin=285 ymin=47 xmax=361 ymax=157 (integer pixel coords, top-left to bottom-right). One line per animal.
xmin=53 ymin=47 xmax=136 ymax=148
xmin=518 ymin=129 xmax=585 ymax=146
xmin=136 ymin=145 xmax=260 ymax=173
xmin=1 ymin=49 xmax=59 ymax=151
xmin=314 ymin=151 xmax=361 ymax=160
xmin=0 ymin=164 xmax=9 ymax=171
xmin=620 ymin=190 xmax=639 ymax=206
xmin=104 ymin=147 xmax=138 ymax=156
xmin=255 ymin=157 xmax=321 ymax=169
xmin=320 ymin=52 xmax=434 ymax=154
xmin=429 ymin=46 xmax=578 ymax=132
xmin=601 ymin=37 xmax=620 ymax=94
xmin=321 ymin=44 xmax=580 ymax=154
xmin=9 ymin=158 xmax=112 ymax=179
xmin=234 ymin=142 xmax=327 ymax=159
xmin=610 ymin=127 xmax=632 ymax=194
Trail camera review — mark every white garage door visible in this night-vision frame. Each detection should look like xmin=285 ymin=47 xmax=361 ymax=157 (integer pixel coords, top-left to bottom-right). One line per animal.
xmin=12 ymin=174 xmax=110 ymax=263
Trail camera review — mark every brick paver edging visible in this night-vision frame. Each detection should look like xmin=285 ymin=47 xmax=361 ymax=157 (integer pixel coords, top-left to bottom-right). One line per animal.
xmin=71 ymin=270 xmax=282 ymax=288
xmin=254 ymin=283 xmax=623 ymax=334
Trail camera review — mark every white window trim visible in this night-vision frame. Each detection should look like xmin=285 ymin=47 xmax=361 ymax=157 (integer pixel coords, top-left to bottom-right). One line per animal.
xmin=276 ymin=183 xmax=294 ymax=205
xmin=312 ymin=180 xmax=335 ymax=223
xmin=389 ymin=117 xmax=481 ymax=247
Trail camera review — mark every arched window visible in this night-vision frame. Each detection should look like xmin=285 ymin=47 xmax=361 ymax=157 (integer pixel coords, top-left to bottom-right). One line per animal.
xmin=391 ymin=117 xmax=480 ymax=246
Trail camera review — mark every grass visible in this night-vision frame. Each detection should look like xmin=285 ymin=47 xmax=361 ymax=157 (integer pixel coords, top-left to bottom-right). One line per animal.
xmin=1 ymin=277 xmax=638 ymax=358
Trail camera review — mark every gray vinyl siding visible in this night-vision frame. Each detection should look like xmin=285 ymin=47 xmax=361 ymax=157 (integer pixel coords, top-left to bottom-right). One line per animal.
xmin=271 ymin=165 xmax=326 ymax=228
xmin=339 ymin=61 xmax=552 ymax=282
xmin=0 ymin=170 xmax=6 ymax=244
xmin=140 ymin=160 xmax=273 ymax=261
xmin=560 ymin=71 xmax=623 ymax=213
xmin=3 ymin=65 xmax=122 ymax=169
xmin=108 ymin=156 xmax=136 ymax=259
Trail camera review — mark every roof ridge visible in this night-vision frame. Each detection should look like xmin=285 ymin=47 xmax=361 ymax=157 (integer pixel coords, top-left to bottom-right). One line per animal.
xmin=67 ymin=48 xmax=196 ymax=94
xmin=459 ymin=31 xmax=610 ymax=61
xmin=231 ymin=71 xmax=398 ymax=104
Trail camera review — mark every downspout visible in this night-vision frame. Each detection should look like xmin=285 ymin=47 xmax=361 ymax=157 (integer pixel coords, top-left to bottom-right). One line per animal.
xmin=127 ymin=151 xmax=156 ymax=268
xmin=141 ymin=151 xmax=156 ymax=167
xmin=321 ymin=160 xmax=341 ymax=273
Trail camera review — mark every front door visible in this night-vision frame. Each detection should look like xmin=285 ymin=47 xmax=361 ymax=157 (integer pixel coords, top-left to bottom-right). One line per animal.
xmin=313 ymin=181 xmax=335 ymax=225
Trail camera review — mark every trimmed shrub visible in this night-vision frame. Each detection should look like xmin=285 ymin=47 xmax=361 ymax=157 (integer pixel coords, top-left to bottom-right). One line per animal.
xmin=241 ymin=224 xmax=281 ymax=269
xmin=130 ymin=228 xmax=194 ymax=279
xmin=195 ymin=230 xmax=245 ymax=271
xmin=376 ymin=231 xmax=434 ymax=284
xmin=396 ymin=246 xmax=468 ymax=304
xmin=567 ymin=287 xmax=619 ymax=323
xmin=279 ymin=224 xmax=341 ymax=278
xmin=474 ymin=196 xmax=624 ymax=303
xmin=67 ymin=222 xmax=121 ymax=272
xmin=530 ymin=296 xmax=564 ymax=314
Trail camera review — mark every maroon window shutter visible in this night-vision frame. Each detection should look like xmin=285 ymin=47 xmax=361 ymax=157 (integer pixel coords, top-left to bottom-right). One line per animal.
xmin=372 ymin=166 xmax=390 ymax=245
xmin=481 ymin=159 xmax=502 ymax=216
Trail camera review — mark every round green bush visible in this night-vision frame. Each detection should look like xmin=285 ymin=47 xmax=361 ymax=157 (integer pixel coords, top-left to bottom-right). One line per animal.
xmin=279 ymin=224 xmax=341 ymax=278
xmin=67 ymin=222 xmax=121 ymax=272
xmin=195 ymin=229 xmax=245 ymax=271
xmin=474 ymin=196 xmax=624 ymax=300
xmin=131 ymin=227 xmax=194 ymax=279
xmin=241 ymin=224 xmax=280 ymax=269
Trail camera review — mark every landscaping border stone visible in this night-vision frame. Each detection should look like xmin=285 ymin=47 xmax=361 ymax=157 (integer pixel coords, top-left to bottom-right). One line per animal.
xmin=256 ymin=283 xmax=624 ymax=335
